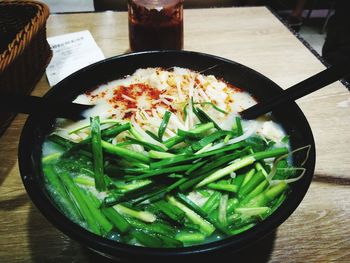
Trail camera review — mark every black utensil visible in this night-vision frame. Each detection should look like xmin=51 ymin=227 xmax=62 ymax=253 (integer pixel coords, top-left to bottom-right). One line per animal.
xmin=0 ymin=94 xmax=93 ymax=120
xmin=240 ymin=61 xmax=350 ymax=120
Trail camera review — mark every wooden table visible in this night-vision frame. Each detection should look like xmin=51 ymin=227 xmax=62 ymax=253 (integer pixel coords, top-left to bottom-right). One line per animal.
xmin=1 ymin=7 xmax=349 ymax=262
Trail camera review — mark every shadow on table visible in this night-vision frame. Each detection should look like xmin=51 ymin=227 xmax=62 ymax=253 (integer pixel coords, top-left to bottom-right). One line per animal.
xmin=0 ymin=115 xmax=28 ymax=186
xmin=0 ymin=193 xmax=29 ymax=211
xmin=0 ymin=146 xmax=18 ymax=187
xmin=27 ymin=204 xmax=276 ymax=263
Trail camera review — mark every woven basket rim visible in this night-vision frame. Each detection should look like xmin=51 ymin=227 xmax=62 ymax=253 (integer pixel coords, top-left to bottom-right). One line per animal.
xmin=0 ymin=0 xmax=50 ymax=72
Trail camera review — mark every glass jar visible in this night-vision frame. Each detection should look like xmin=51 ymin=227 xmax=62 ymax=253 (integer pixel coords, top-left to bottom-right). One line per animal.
xmin=128 ymin=0 xmax=184 ymax=51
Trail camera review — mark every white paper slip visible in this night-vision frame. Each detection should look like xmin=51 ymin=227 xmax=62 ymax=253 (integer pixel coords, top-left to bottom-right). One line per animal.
xmin=46 ymin=30 xmax=105 ymax=87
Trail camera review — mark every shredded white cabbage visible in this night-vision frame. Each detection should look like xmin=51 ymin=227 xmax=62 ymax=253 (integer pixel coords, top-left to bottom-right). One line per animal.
xmin=55 ymin=67 xmax=287 ymax=148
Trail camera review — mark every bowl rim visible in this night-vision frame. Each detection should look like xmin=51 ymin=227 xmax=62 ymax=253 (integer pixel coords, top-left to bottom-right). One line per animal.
xmin=18 ymin=50 xmax=316 ymax=258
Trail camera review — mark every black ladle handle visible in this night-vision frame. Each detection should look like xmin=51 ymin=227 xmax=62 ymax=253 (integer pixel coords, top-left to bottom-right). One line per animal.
xmin=240 ymin=60 xmax=350 ymax=120
xmin=0 ymin=94 xmax=92 ymax=120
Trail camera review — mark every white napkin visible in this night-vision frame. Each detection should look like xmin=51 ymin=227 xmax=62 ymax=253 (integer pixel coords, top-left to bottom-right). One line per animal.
xmin=46 ymin=30 xmax=105 ymax=86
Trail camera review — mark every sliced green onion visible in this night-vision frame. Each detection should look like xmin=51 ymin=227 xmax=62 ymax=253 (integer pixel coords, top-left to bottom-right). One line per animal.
xmin=195 ymin=148 xmax=288 ymax=188
xmin=242 ymin=182 xmax=288 ymax=208
xmin=90 ymin=116 xmax=106 ymax=191
xmin=195 ymin=107 xmax=222 ymax=130
xmin=59 ymin=172 xmax=101 ymax=234
xmin=83 ymin=191 xmax=114 ymax=234
xmin=154 ymin=200 xmax=186 ymax=221
xmin=156 ymin=233 xmax=183 ymax=247
xmin=167 ymin=196 xmax=215 ymax=236
xmin=74 ymin=175 xmax=95 ymax=187
xmin=196 ymin=156 xmax=256 ymax=188
xmin=113 ymin=179 xmax=153 ymax=193
xmin=125 ymin=136 xmax=165 ymax=152
xmin=185 ymin=160 xmax=208 ymax=175
xmin=183 ymin=103 xmax=188 ymax=121
xmin=177 ymin=129 xmax=203 ymax=139
xmin=239 ymin=180 xmax=269 ymax=207
xmin=101 ymin=140 xmax=150 ymax=164
xmin=101 ymin=207 xmax=131 ymax=233
xmin=158 ymin=111 xmax=171 ymax=140
xmin=47 ymin=134 xmax=75 ymax=150
xmin=146 ymin=130 xmax=163 ymax=142
xmin=230 ymin=223 xmax=255 ymax=235
xmin=42 ymin=152 xmax=62 ymax=164
xmin=114 ymin=204 xmax=156 ymax=223
xmin=191 ymin=130 xmax=232 ymax=152
xmin=202 ymin=191 xmax=221 ymax=214
xmin=163 ymin=122 xmax=215 ymax=148
xmin=151 ymin=141 xmax=246 ymax=169
xmin=241 ymin=168 xmax=256 ymax=187
xmin=207 ymin=183 xmax=238 ymax=193
xmin=102 ymin=122 xmax=131 ymax=138
xmin=127 ymin=164 xmax=193 ymax=180
xmin=281 ymin=135 xmax=290 ymax=143
xmin=131 ymin=230 xmax=163 ymax=247
xmin=69 ymin=119 xmax=119 ymax=134
xmin=235 ymin=117 xmax=243 ymax=136
xmin=238 ymin=171 xmax=265 ymax=198
xmin=194 ymin=101 xmax=228 ymax=114
xmin=176 ymin=193 xmax=207 ymax=218
xmin=235 ymin=207 xmax=270 ymax=217
xmin=218 ymin=194 xmax=228 ymax=225
xmin=126 ymin=217 xmax=176 ymax=237
xmin=175 ymin=231 xmax=206 ymax=244
xmin=43 ymin=165 xmax=82 ymax=222
xmin=148 ymin=150 xmax=177 ymax=159
xmin=224 ymin=134 xmax=231 ymax=143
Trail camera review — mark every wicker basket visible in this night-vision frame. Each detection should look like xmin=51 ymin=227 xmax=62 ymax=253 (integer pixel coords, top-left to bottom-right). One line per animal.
xmin=0 ymin=0 xmax=52 ymax=135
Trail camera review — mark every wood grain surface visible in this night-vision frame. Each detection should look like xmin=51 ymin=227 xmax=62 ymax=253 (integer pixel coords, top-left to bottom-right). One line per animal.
xmin=0 ymin=7 xmax=349 ymax=263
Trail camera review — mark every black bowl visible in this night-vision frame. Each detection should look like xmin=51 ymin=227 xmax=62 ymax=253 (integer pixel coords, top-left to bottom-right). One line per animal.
xmin=18 ymin=50 xmax=316 ymax=261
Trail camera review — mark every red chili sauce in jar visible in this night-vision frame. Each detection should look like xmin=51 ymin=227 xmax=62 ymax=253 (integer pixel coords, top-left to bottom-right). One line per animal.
xmin=128 ymin=0 xmax=184 ymax=51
